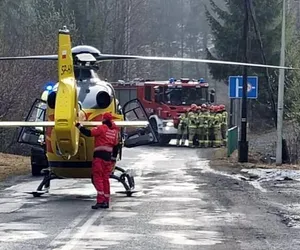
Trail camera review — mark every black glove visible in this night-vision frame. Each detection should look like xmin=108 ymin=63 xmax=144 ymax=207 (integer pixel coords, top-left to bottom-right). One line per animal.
xmin=76 ymin=123 xmax=82 ymax=128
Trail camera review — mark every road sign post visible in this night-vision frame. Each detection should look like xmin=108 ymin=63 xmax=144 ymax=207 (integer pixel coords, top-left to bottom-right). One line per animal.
xmin=228 ymin=74 xmax=258 ymax=162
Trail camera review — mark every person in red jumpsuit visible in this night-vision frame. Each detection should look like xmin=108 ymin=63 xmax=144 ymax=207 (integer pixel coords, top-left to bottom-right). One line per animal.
xmin=76 ymin=112 xmax=119 ymax=209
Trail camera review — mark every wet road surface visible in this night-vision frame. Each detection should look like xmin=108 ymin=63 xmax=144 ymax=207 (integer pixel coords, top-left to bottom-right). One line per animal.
xmin=1 ymin=145 xmax=300 ymax=249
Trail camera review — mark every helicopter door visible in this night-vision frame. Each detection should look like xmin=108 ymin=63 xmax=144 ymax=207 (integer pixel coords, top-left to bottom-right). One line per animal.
xmin=17 ymin=98 xmax=47 ymax=146
xmin=122 ymin=98 xmax=158 ymax=148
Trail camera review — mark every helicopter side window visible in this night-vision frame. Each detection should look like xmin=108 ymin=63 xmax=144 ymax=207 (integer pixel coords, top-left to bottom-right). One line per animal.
xmin=117 ymin=104 xmax=122 ymax=114
xmin=17 ymin=99 xmax=47 ymax=146
xmin=115 ymin=99 xmax=123 ymax=115
xmin=36 ymin=103 xmax=46 ymax=121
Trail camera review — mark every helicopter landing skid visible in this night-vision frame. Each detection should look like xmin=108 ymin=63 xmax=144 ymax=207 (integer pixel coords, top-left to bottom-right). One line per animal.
xmin=28 ymin=166 xmax=136 ymax=198
xmin=110 ymin=166 xmax=137 ymax=197
xmin=115 ymin=190 xmax=139 ymax=197
xmin=30 ymin=170 xmax=62 ymax=197
xmin=25 ymin=190 xmax=48 ymax=197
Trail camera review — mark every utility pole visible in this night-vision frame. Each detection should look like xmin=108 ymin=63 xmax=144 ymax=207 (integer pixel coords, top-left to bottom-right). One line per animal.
xmin=276 ymin=0 xmax=286 ymax=165
xmin=180 ymin=0 xmax=184 ymax=77
xmin=238 ymin=0 xmax=249 ymax=162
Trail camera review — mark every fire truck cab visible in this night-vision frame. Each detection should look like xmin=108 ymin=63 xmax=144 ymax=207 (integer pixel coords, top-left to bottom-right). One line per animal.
xmin=135 ymin=78 xmax=215 ymax=145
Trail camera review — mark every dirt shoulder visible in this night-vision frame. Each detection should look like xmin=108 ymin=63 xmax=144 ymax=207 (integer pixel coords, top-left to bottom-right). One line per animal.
xmin=209 ymin=147 xmax=300 ymax=173
xmin=0 ymin=153 xmax=30 ymax=181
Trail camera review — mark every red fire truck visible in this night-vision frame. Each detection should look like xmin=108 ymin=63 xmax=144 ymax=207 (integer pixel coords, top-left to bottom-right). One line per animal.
xmin=112 ymin=78 xmax=215 ymax=145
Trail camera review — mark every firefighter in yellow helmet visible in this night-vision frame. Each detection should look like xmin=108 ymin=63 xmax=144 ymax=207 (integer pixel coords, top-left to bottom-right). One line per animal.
xmin=195 ymin=106 xmax=202 ymax=147
xmin=201 ymin=104 xmax=209 ymax=147
xmin=208 ymin=105 xmax=215 ymax=147
xmin=176 ymin=108 xmax=189 ymax=146
xmin=188 ymin=104 xmax=197 ymax=147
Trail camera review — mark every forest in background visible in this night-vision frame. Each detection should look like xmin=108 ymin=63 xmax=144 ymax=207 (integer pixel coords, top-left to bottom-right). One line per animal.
xmin=1 ymin=0 xmax=300 ymax=156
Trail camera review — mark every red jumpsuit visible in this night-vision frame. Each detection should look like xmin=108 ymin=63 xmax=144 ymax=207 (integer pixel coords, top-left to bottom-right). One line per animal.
xmin=110 ymin=122 xmax=120 ymax=164
xmin=90 ymin=122 xmax=118 ymax=203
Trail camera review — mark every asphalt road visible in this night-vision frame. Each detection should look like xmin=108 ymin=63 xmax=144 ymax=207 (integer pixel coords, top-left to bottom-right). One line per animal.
xmin=1 ymin=144 xmax=300 ymax=250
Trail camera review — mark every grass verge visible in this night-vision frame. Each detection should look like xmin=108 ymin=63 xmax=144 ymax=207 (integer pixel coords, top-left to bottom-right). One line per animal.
xmin=0 ymin=153 xmax=30 ymax=181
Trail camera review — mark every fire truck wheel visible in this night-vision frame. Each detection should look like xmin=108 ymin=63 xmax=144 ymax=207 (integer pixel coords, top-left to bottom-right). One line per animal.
xmin=150 ymin=118 xmax=158 ymax=136
xmin=157 ymin=135 xmax=171 ymax=146
xmin=150 ymin=118 xmax=171 ymax=146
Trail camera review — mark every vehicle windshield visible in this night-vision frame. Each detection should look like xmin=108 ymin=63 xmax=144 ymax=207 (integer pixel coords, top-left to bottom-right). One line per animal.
xmin=164 ymin=87 xmax=208 ymax=105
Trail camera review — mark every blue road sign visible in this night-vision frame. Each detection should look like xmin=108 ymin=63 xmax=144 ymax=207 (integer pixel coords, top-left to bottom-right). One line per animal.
xmin=229 ymin=76 xmax=258 ymax=99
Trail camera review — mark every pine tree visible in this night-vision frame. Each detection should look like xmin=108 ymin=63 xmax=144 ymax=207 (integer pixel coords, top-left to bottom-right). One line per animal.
xmin=205 ymin=0 xmax=293 ymax=104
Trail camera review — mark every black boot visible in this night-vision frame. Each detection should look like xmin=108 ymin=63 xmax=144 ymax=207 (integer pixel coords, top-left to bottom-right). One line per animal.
xmin=91 ymin=202 xmax=109 ymax=209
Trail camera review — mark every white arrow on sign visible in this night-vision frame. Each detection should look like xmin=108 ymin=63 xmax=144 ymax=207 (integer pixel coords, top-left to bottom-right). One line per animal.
xmin=247 ymin=83 xmax=252 ymax=92
xmin=238 ymin=82 xmax=255 ymax=94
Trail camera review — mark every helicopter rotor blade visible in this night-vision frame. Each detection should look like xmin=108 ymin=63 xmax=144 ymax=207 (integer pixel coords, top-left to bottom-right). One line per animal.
xmin=0 ymin=55 xmax=58 ymax=60
xmin=0 ymin=121 xmax=55 ymax=127
xmin=97 ymin=54 xmax=296 ymax=70
xmin=0 ymin=121 xmax=149 ymax=128
xmin=0 ymin=52 xmax=295 ymax=70
xmin=82 ymin=121 xmax=149 ymax=127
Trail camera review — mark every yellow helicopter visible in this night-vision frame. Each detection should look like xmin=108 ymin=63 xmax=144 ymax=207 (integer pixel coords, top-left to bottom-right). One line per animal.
xmin=0 ymin=27 xmax=158 ymax=197
xmin=0 ymin=26 xmax=294 ymax=198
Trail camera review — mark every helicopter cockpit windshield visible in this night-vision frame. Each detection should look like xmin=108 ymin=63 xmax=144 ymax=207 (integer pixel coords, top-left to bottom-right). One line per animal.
xmin=74 ymin=68 xmax=93 ymax=80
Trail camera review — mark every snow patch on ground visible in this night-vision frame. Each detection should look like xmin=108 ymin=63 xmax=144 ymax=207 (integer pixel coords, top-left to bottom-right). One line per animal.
xmin=241 ymin=168 xmax=300 ymax=182
xmin=198 ymin=160 xmax=268 ymax=192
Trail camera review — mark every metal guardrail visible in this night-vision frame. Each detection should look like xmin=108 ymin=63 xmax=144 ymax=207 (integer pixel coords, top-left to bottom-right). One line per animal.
xmin=227 ymin=126 xmax=238 ymax=157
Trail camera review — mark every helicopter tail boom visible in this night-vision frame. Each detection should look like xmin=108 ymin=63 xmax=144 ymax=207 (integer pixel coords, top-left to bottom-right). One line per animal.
xmin=53 ymin=27 xmax=79 ymax=159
